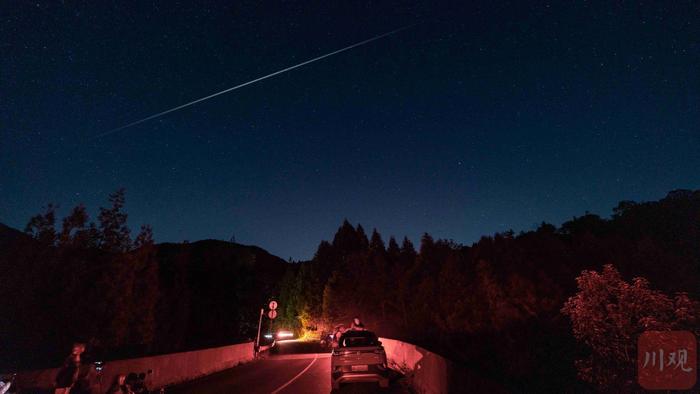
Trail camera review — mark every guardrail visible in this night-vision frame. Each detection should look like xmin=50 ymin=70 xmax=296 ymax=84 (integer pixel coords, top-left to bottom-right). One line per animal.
xmin=14 ymin=342 xmax=255 ymax=393
xmin=379 ymin=337 xmax=451 ymax=394
xmin=380 ymin=337 xmax=508 ymax=394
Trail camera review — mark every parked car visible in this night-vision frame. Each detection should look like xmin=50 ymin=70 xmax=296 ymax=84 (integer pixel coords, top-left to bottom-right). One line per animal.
xmin=330 ymin=330 xmax=389 ymax=390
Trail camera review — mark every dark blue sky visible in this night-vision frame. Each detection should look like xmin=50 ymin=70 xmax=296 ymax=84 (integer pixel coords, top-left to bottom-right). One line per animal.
xmin=2 ymin=2 xmax=699 ymax=260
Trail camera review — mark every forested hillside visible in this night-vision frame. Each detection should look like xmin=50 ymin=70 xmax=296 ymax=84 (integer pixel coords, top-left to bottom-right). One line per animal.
xmin=277 ymin=189 xmax=700 ymax=391
xmin=3 ymin=189 xmax=699 ymax=391
xmin=0 ymin=190 xmax=286 ymax=370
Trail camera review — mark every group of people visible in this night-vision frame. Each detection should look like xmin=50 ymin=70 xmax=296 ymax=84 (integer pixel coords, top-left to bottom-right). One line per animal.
xmin=54 ymin=343 xmax=150 ymax=394
xmin=329 ymin=316 xmax=366 ymax=348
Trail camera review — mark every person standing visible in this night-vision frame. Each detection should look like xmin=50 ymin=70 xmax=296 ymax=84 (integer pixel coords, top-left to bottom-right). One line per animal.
xmin=107 ymin=374 xmax=134 ymax=394
xmin=331 ymin=324 xmax=346 ymax=348
xmin=350 ymin=317 xmax=365 ymax=331
xmin=54 ymin=343 xmax=85 ymax=394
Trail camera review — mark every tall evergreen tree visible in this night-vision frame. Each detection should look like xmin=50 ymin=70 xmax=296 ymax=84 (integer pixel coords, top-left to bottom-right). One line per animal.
xmin=387 ymin=236 xmax=400 ymax=261
xmin=356 ymin=224 xmax=369 ymax=251
xmin=314 ymin=240 xmax=333 ymax=262
xmin=419 ymin=233 xmax=435 ymax=256
xmin=332 ymin=219 xmax=362 ymax=255
xmin=400 ymin=236 xmax=417 ymax=263
xmin=369 ymin=229 xmax=386 ymax=253
xmin=134 ymin=224 xmax=154 ymax=248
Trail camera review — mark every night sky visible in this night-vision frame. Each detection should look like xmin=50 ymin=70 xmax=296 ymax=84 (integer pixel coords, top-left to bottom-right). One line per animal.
xmin=2 ymin=2 xmax=698 ymax=260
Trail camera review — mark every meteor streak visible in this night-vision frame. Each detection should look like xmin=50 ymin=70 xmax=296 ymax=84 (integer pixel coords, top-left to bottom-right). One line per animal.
xmin=95 ymin=24 xmax=416 ymax=138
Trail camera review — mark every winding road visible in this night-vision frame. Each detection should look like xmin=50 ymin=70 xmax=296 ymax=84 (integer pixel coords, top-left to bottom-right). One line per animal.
xmin=167 ymin=340 xmax=407 ymax=394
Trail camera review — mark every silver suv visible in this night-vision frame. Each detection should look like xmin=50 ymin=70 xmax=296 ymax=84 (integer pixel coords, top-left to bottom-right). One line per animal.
xmin=330 ymin=330 xmax=389 ymax=390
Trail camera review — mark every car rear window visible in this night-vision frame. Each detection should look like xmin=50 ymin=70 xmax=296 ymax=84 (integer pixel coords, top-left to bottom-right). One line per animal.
xmin=339 ymin=331 xmax=379 ymax=347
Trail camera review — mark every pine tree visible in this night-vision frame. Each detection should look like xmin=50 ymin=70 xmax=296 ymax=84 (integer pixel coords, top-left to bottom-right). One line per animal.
xmin=400 ymin=236 xmax=416 ymax=263
xmin=332 ymin=219 xmax=362 ymax=256
xmin=134 ymin=224 xmax=154 ymax=248
xmin=369 ymin=229 xmax=386 ymax=253
xmin=356 ymin=224 xmax=369 ymax=251
xmin=314 ymin=240 xmax=333 ymax=262
xmin=387 ymin=236 xmax=400 ymax=261
xmin=419 ymin=232 xmax=435 ymax=256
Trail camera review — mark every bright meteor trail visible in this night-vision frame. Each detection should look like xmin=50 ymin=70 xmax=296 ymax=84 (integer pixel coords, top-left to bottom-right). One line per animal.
xmin=95 ymin=24 xmax=416 ymax=138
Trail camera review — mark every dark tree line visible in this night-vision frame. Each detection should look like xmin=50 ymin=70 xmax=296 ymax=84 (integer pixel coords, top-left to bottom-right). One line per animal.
xmin=278 ymin=190 xmax=700 ymax=392
xmin=2 ymin=188 xmax=699 ymax=391
xmin=4 ymin=189 xmax=159 ymax=368
xmin=0 ymin=189 xmax=285 ymax=370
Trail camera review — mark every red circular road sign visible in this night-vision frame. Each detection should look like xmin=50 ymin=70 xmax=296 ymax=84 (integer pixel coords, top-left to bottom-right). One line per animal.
xmin=269 ymin=300 xmax=278 ymax=310
xmin=267 ymin=309 xmax=277 ymax=319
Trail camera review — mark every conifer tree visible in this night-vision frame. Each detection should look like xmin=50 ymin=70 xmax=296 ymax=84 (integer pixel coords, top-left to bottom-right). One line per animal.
xmin=386 ymin=236 xmax=400 ymax=260
xmin=369 ymin=229 xmax=386 ymax=253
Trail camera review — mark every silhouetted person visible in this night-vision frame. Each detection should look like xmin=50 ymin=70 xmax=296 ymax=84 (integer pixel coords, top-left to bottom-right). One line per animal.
xmin=350 ymin=317 xmax=365 ymax=331
xmin=55 ymin=343 xmax=85 ymax=394
xmin=107 ymin=374 xmax=133 ymax=394
xmin=54 ymin=342 xmax=97 ymax=394
xmin=125 ymin=372 xmax=148 ymax=394
xmin=331 ymin=324 xmax=346 ymax=348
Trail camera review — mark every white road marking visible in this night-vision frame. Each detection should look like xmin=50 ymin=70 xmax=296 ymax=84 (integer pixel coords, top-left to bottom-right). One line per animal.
xmin=270 ymin=352 xmax=319 ymax=394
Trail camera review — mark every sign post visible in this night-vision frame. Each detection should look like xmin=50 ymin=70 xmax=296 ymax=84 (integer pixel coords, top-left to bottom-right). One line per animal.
xmin=254 ymin=308 xmax=264 ymax=355
xmin=255 ymin=300 xmax=278 ymax=356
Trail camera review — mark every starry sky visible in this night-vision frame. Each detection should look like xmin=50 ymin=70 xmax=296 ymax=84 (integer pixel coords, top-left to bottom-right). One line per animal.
xmin=2 ymin=2 xmax=699 ymax=260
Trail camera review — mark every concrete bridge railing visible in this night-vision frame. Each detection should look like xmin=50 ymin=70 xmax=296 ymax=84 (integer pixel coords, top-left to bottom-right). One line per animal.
xmin=15 ymin=338 xmax=499 ymax=393
xmin=379 ymin=337 xmax=451 ymax=394
xmin=14 ymin=341 xmax=255 ymax=393
xmin=380 ymin=337 xmax=508 ymax=394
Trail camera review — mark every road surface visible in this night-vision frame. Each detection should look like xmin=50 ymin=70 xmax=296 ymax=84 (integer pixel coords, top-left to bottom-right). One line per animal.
xmin=167 ymin=340 xmax=408 ymax=394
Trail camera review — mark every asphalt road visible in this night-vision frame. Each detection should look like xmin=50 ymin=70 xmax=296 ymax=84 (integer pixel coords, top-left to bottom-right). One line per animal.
xmin=167 ymin=340 xmax=409 ymax=394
